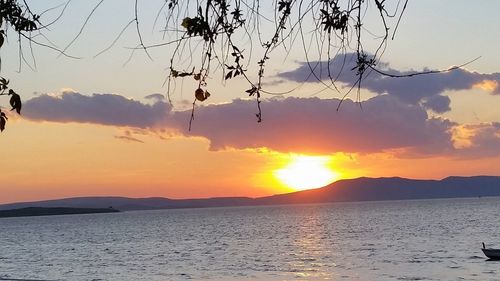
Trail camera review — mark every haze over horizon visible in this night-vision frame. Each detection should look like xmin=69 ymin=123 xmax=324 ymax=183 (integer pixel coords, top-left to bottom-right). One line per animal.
xmin=1 ymin=0 xmax=499 ymax=204
xmin=2 ymin=176 xmax=500 ymax=210
xmin=2 ymin=175 xmax=499 ymax=206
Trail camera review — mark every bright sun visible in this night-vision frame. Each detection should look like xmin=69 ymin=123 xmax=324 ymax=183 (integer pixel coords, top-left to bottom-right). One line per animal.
xmin=274 ymin=155 xmax=339 ymax=191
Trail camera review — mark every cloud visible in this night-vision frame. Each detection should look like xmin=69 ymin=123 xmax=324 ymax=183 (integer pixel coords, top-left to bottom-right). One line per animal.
xmin=453 ymin=122 xmax=500 ymax=158
xmin=24 ymin=90 xmax=171 ymax=128
xmin=277 ymin=53 xmax=500 ymax=112
xmin=421 ymin=95 xmax=451 ymax=113
xmin=22 ymin=91 xmax=499 ymax=158
xmin=171 ymin=95 xmax=455 ymax=155
xmin=114 ymin=130 xmax=144 ymax=143
xmin=114 ymin=135 xmax=144 ymax=143
xmin=144 ymin=93 xmax=165 ymax=101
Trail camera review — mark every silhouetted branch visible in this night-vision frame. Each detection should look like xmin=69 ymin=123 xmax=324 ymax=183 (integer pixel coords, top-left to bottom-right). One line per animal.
xmin=392 ymin=0 xmax=409 ymax=40
xmin=157 ymin=0 xmax=421 ymax=128
xmin=59 ymin=0 xmax=104 ymax=57
xmin=0 ymin=0 xmax=472 ymax=133
xmin=0 ymin=0 xmax=78 ymax=132
xmin=95 ymin=19 xmax=136 ymax=58
xmin=368 ymin=56 xmax=482 ymax=78
xmin=38 ymin=1 xmax=72 ymax=30
xmin=134 ymin=0 xmax=153 ymax=61
xmin=19 ymin=33 xmax=81 ymax=59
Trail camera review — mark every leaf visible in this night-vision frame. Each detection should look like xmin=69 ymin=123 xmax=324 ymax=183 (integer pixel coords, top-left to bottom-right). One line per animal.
xmin=28 ymin=21 xmax=37 ymax=31
xmin=0 ymin=77 xmax=9 ymax=88
xmin=195 ymin=88 xmax=211 ymax=102
xmin=8 ymin=89 xmax=22 ymax=114
xmin=0 ymin=116 xmax=5 ymax=132
xmin=225 ymin=71 xmax=233 ymax=80
xmin=195 ymin=88 xmax=205 ymax=101
xmin=245 ymin=86 xmax=257 ymax=96
xmin=181 ymin=17 xmax=191 ymax=29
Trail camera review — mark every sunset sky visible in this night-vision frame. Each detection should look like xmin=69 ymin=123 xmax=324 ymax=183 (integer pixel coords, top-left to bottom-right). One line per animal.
xmin=1 ymin=0 xmax=499 ymax=204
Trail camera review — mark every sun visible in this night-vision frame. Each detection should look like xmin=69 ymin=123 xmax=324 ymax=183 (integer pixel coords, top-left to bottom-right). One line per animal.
xmin=274 ymin=155 xmax=339 ymax=191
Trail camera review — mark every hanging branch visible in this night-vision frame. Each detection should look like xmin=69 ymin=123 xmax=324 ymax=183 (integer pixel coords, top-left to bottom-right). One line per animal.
xmin=158 ymin=0 xmax=420 ymax=129
xmin=0 ymin=0 xmax=73 ymax=132
xmin=0 ymin=0 xmax=39 ymax=131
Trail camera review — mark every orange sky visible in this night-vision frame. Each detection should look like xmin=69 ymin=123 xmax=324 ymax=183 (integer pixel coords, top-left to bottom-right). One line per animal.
xmin=1 ymin=1 xmax=500 ymax=204
xmin=1 ymin=117 xmax=499 ymax=204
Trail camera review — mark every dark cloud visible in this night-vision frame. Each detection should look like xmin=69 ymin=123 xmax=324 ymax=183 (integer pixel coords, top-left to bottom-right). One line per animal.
xmin=278 ymin=53 xmax=500 ymax=112
xmin=24 ymin=90 xmax=171 ymax=128
xmin=421 ymin=95 xmax=451 ymax=113
xmin=456 ymin=122 xmax=500 ymax=158
xmin=171 ymin=96 xmax=455 ymax=155
xmin=114 ymin=130 xmax=145 ymax=143
xmin=115 ymin=135 xmax=144 ymax=143
xmin=144 ymin=93 xmax=165 ymax=101
xmin=22 ymin=91 xmax=498 ymax=158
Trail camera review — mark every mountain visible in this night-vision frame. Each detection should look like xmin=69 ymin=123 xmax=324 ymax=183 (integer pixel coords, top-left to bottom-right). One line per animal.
xmin=0 ymin=207 xmax=119 ymax=218
xmin=1 ymin=176 xmax=499 ymax=211
xmin=256 ymin=176 xmax=500 ymax=205
xmin=0 ymin=196 xmax=256 ymax=211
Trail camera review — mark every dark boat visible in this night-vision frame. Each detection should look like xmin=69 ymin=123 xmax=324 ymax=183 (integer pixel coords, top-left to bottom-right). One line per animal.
xmin=482 ymin=243 xmax=500 ymax=260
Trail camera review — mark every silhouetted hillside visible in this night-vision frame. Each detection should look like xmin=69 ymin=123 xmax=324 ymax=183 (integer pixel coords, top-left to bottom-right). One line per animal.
xmin=0 ymin=196 xmax=255 ymax=211
xmin=0 ymin=207 xmax=119 ymax=218
xmin=256 ymin=176 xmax=500 ymax=205
xmin=1 ymin=176 xmax=499 ymax=211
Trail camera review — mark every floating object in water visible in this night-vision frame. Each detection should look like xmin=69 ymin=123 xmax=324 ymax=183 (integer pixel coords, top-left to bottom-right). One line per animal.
xmin=482 ymin=243 xmax=500 ymax=260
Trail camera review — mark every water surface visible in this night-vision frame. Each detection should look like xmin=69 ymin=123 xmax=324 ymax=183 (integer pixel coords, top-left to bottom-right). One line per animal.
xmin=1 ymin=197 xmax=500 ymax=280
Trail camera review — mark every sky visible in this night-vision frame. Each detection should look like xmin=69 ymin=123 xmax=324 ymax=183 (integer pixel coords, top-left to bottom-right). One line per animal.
xmin=1 ymin=0 xmax=499 ymax=204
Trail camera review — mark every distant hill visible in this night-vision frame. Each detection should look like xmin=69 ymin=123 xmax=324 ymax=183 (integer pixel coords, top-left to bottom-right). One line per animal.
xmin=0 ymin=196 xmax=256 ymax=211
xmin=256 ymin=176 xmax=500 ymax=205
xmin=0 ymin=207 xmax=119 ymax=218
xmin=1 ymin=176 xmax=499 ymax=211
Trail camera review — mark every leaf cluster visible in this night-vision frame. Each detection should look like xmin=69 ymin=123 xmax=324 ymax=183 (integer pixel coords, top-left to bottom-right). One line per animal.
xmin=163 ymin=0 xmax=410 ymax=119
xmin=169 ymin=0 xmax=247 ymax=95
xmin=319 ymin=2 xmax=349 ymax=34
xmin=0 ymin=0 xmax=39 ymax=32
xmin=0 ymin=0 xmax=37 ymax=132
xmin=0 ymin=88 xmax=21 ymax=131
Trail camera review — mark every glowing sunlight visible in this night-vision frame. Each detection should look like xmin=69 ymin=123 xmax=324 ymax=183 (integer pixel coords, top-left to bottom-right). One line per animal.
xmin=274 ymin=155 xmax=339 ymax=191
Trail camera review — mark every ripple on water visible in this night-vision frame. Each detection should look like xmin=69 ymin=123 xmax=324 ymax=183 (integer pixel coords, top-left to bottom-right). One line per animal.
xmin=1 ymin=198 xmax=500 ymax=281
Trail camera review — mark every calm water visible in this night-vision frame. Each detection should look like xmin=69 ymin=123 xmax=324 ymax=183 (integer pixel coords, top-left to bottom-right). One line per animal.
xmin=1 ymin=197 xmax=500 ymax=281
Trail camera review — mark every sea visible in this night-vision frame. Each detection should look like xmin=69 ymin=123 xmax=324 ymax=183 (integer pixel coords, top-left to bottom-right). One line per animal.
xmin=1 ymin=197 xmax=500 ymax=281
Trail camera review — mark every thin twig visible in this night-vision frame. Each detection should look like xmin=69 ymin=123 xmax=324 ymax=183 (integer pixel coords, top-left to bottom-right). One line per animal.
xmin=134 ymin=0 xmax=153 ymax=61
xmin=94 ymin=19 xmax=135 ymax=58
xmin=59 ymin=0 xmax=105 ymax=57
xmin=369 ymin=56 xmax=482 ymax=78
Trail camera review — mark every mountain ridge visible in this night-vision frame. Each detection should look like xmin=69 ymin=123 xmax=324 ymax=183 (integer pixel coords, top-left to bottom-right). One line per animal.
xmin=1 ymin=176 xmax=499 ymax=211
